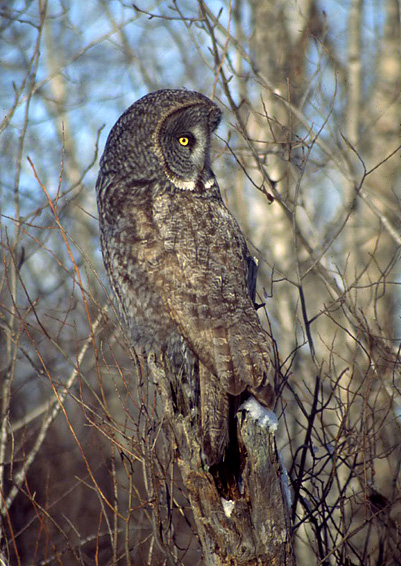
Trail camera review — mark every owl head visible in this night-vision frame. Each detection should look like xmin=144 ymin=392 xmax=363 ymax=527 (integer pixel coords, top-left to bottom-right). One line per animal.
xmin=99 ymin=89 xmax=222 ymax=192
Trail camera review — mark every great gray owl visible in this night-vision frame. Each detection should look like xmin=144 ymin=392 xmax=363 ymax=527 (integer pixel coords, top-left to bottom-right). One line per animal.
xmin=96 ymin=89 xmax=275 ymax=466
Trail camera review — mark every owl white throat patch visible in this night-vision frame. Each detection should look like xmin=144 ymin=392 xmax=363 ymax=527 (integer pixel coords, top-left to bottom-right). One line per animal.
xmin=171 ymin=176 xmax=215 ymax=192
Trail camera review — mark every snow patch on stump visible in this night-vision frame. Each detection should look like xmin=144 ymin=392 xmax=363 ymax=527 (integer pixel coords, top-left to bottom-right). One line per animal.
xmin=240 ymin=397 xmax=278 ymax=432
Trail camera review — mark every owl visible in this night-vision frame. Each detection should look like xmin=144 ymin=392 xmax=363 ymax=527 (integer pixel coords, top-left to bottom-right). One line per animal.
xmin=96 ymin=89 xmax=275 ymax=467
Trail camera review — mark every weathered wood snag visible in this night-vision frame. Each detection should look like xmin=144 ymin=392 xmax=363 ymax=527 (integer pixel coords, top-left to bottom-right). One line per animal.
xmin=148 ymin=353 xmax=295 ymax=566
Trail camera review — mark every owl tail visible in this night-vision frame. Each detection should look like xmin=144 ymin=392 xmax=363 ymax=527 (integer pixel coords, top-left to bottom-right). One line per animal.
xmin=200 ymin=363 xmax=246 ymax=497
xmin=200 ymin=362 xmax=230 ymax=467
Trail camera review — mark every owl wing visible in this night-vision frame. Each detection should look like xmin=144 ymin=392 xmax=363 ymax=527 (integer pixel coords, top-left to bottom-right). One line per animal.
xmin=151 ymin=191 xmax=275 ymax=406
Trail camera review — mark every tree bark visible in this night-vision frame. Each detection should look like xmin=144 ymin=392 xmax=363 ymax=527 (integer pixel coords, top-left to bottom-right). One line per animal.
xmin=149 ymin=351 xmax=294 ymax=565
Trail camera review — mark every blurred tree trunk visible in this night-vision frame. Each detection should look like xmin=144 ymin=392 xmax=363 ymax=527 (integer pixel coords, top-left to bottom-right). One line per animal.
xmin=359 ymin=0 xmax=401 ymax=332
xmin=246 ymin=0 xmax=323 ymax=357
xmin=343 ymin=0 xmax=401 ymax=333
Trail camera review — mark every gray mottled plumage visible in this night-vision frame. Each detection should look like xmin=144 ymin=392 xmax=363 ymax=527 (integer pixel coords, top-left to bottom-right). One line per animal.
xmin=96 ymin=89 xmax=275 ymax=466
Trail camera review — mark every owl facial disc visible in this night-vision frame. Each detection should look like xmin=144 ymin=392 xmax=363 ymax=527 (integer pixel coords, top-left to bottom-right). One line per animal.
xmin=156 ymin=102 xmax=220 ymax=191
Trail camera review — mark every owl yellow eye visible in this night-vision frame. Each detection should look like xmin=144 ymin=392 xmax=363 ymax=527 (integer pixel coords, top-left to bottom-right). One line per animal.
xmin=178 ymin=136 xmax=189 ymax=146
